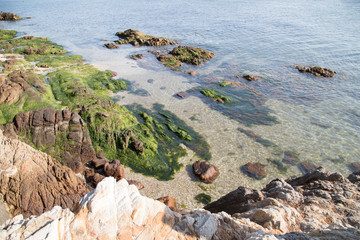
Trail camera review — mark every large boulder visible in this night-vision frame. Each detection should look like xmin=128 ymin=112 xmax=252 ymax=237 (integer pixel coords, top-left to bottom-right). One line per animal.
xmin=115 ymin=29 xmax=177 ymax=47
xmin=0 ymin=129 xmax=89 ymax=218
xmin=192 ymin=160 xmax=220 ymax=183
xmin=4 ymin=107 xmax=96 ymax=173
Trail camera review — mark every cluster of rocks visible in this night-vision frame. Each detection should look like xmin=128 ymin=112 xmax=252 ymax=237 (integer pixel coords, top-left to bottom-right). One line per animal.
xmin=296 ymin=65 xmax=336 ymax=77
xmin=205 ymin=167 xmax=360 ymax=236
xmin=0 ymin=129 xmax=89 ymax=218
xmin=1 ymin=107 xmax=96 ymax=173
xmin=192 ymin=160 xmax=220 ymax=183
xmin=2 ymin=168 xmax=360 ymax=239
xmin=0 ymin=12 xmax=22 ymax=21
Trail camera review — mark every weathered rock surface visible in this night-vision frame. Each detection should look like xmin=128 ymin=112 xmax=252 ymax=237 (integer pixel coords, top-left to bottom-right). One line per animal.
xmin=241 ymin=162 xmax=267 ymax=179
xmin=2 ymin=107 xmax=96 ymax=173
xmin=157 ymin=196 xmax=177 ymax=211
xmin=169 ymin=46 xmax=215 ymax=65
xmin=296 ymin=65 xmax=336 ymax=77
xmin=115 ymin=29 xmax=177 ymax=47
xmin=206 ymin=167 xmax=360 ymax=236
xmin=0 ymin=177 xmax=279 ymax=240
xmin=0 ymin=12 xmax=22 ymax=21
xmin=3 ymin=173 xmax=360 ymax=239
xmin=192 ymin=160 xmax=220 ymax=183
xmin=242 ymin=75 xmax=259 ymax=81
xmin=0 ymin=129 xmax=89 ymax=218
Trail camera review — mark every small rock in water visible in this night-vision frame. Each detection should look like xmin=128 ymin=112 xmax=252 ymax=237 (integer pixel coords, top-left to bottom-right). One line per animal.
xmin=147 ymin=79 xmax=154 ymax=84
xmin=241 ymin=162 xmax=266 ymax=180
xmin=188 ymin=71 xmax=196 ymax=76
xmin=295 ymin=65 xmax=336 ymax=78
xmin=176 ymin=91 xmax=189 ymax=99
xmin=283 ymin=151 xmax=299 ymax=165
xmin=192 ymin=160 xmax=220 ymax=183
xmin=350 ymin=162 xmax=360 ymax=172
xmin=104 ymin=42 xmax=119 ymax=49
xmin=242 ymin=75 xmax=259 ymax=81
xmin=298 ymin=161 xmax=318 ymax=174
xmin=130 ymin=54 xmax=143 ymax=60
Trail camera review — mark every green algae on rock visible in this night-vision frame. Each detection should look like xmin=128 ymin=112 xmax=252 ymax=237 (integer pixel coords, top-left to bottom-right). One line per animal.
xmin=200 ymin=89 xmax=232 ymax=103
xmin=114 ymin=29 xmax=177 ymax=47
xmin=195 ymin=193 xmax=212 ymax=204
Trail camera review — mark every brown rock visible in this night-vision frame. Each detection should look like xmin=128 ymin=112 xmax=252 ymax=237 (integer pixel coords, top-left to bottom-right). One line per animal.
xmin=242 ymin=75 xmax=259 ymax=81
xmin=241 ymin=163 xmax=266 ymax=180
xmin=130 ymin=54 xmax=143 ymax=60
xmin=176 ymin=91 xmax=189 ymax=99
xmin=283 ymin=151 xmax=299 ymax=165
xmin=91 ymin=173 xmax=106 ymax=187
xmin=192 ymin=160 xmax=220 ymax=183
xmin=104 ymin=160 xmax=125 ymax=181
xmin=350 ymin=162 xmax=360 ymax=172
xmin=0 ymin=129 xmax=90 ymax=218
xmin=157 ymin=196 xmax=177 ymax=210
xmin=115 ymin=29 xmax=177 ymax=47
xmin=0 ymin=12 xmax=22 ymax=20
xmin=298 ymin=161 xmax=318 ymax=174
xmin=169 ymin=46 xmax=215 ymax=65
xmin=104 ymin=42 xmax=119 ymax=49
xmin=189 ymin=71 xmax=196 ymax=76
xmin=296 ymin=65 xmax=336 ymax=78
xmin=127 ymin=180 xmax=144 ymax=190
xmin=92 ymin=157 xmax=109 ymax=168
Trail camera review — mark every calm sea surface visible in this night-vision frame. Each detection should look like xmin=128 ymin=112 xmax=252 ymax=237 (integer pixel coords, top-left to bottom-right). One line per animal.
xmin=1 ymin=0 xmax=360 ymax=205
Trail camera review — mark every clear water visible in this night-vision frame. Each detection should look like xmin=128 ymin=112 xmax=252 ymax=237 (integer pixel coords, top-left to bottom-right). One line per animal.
xmin=1 ymin=0 xmax=360 ymax=207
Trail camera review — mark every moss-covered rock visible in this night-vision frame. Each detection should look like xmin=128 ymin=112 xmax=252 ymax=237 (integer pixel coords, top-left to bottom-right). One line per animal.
xmin=115 ymin=29 xmax=177 ymax=47
xmin=200 ymin=89 xmax=232 ymax=103
xmin=0 ymin=12 xmax=22 ymax=21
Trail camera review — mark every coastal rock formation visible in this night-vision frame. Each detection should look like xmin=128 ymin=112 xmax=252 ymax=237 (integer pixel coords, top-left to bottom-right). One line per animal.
xmin=0 ymin=12 xmax=22 ymax=21
xmin=205 ymin=167 xmax=360 ymax=236
xmin=192 ymin=160 xmax=220 ymax=183
xmin=241 ymin=162 xmax=267 ymax=179
xmin=296 ymin=65 xmax=336 ymax=77
xmin=241 ymin=75 xmax=259 ymax=81
xmin=2 ymin=107 xmax=96 ymax=173
xmin=0 ymin=129 xmax=89 ymax=218
xmin=115 ymin=29 xmax=177 ymax=47
xmin=0 ymin=177 xmax=277 ymax=240
xmin=2 ymin=172 xmax=360 ymax=239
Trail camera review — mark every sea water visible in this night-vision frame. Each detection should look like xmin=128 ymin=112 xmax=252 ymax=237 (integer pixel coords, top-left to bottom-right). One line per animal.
xmin=1 ymin=0 xmax=359 ymax=208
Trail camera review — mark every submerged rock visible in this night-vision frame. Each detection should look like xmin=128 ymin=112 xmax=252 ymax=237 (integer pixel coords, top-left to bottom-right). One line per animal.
xmin=298 ymin=161 xmax=318 ymax=174
xmin=176 ymin=91 xmax=190 ymax=99
xmin=241 ymin=162 xmax=267 ymax=179
xmin=296 ymin=65 xmax=336 ymax=77
xmin=115 ymin=29 xmax=177 ymax=47
xmin=0 ymin=129 xmax=89 ymax=218
xmin=350 ymin=162 xmax=360 ymax=172
xmin=192 ymin=160 xmax=220 ymax=183
xmin=283 ymin=151 xmax=300 ymax=165
xmin=242 ymin=75 xmax=259 ymax=81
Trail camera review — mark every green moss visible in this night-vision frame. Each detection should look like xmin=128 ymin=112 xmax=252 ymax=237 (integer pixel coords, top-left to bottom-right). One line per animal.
xmin=219 ymin=81 xmax=232 ymax=87
xmin=29 ymin=54 xmax=84 ymax=68
xmin=195 ymin=193 xmax=212 ymax=204
xmin=200 ymin=89 xmax=232 ymax=103
xmin=0 ymin=29 xmax=17 ymax=41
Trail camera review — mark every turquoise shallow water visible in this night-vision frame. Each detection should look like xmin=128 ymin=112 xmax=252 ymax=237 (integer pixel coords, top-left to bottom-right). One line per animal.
xmin=1 ymin=0 xmax=360 ymax=194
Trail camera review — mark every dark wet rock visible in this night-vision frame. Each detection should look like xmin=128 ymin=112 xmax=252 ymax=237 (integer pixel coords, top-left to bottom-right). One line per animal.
xmin=204 ymin=186 xmax=264 ymax=215
xmin=157 ymin=196 xmax=177 ymax=210
xmin=298 ymin=161 xmax=318 ymax=174
xmin=0 ymin=12 xmax=22 ymax=21
xmin=283 ymin=151 xmax=300 ymax=165
xmin=176 ymin=91 xmax=189 ymax=99
xmin=104 ymin=159 xmax=125 ymax=181
xmin=242 ymin=75 xmax=259 ymax=81
xmin=147 ymin=79 xmax=154 ymax=84
xmin=104 ymin=42 xmax=119 ymax=49
xmin=127 ymin=180 xmax=144 ymax=190
xmin=350 ymin=162 xmax=360 ymax=172
xmin=115 ymin=29 xmax=177 ymax=47
xmin=241 ymin=162 xmax=267 ymax=180
xmin=4 ymin=107 xmax=96 ymax=173
xmin=192 ymin=160 xmax=220 ymax=183
xmin=348 ymin=171 xmax=360 ymax=184
xmin=130 ymin=54 xmax=143 ymax=60
xmin=296 ymin=65 xmax=336 ymax=78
